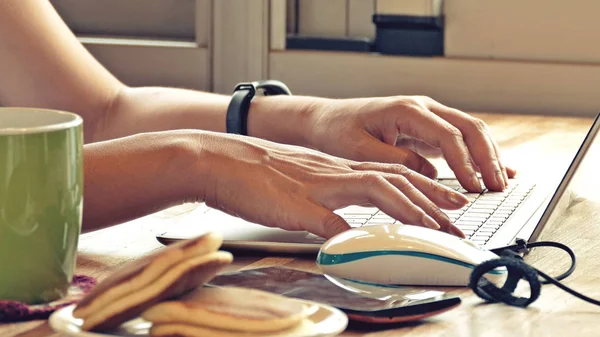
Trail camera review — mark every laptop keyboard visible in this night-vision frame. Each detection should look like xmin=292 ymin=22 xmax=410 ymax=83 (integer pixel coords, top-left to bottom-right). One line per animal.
xmin=333 ymin=180 xmax=535 ymax=246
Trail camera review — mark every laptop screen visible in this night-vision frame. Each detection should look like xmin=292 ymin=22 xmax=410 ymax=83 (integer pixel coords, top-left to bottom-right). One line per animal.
xmin=528 ymin=113 xmax=600 ymax=242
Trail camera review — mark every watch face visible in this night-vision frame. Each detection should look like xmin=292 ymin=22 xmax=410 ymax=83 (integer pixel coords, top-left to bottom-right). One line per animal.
xmin=256 ymin=88 xmax=268 ymax=96
xmin=255 ymin=80 xmax=292 ymax=96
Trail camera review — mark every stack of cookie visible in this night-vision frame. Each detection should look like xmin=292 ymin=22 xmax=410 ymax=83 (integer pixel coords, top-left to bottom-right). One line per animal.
xmin=71 ymin=232 xmax=316 ymax=336
xmin=142 ymin=286 xmax=316 ymax=337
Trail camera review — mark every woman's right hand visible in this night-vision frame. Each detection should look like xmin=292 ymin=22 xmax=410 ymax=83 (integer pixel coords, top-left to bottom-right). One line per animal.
xmin=193 ymin=132 xmax=469 ymax=239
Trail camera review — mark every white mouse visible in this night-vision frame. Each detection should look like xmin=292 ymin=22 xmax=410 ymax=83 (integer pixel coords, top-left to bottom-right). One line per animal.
xmin=316 ymin=224 xmax=507 ymax=287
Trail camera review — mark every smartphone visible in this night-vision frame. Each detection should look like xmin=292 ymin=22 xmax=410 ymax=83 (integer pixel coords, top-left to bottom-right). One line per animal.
xmin=207 ymin=266 xmax=461 ymax=324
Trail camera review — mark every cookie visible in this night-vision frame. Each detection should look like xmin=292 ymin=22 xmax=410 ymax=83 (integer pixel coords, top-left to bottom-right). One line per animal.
xmin=142 ymin=286 xmax=314 ymax=333
xmin=80 ymin=251 xmax=232 ymax=331
xmin=73 ymin=233 xmax=231 ymax=331
xmin=74 ymin=232 xmax=223 ymax=319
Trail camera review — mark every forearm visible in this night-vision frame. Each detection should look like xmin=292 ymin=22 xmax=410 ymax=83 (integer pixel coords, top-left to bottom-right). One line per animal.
xmin=93 ymin=86 xmax=329 ymax=148
xmin=82 ymin=130 xmax=204 ymax=232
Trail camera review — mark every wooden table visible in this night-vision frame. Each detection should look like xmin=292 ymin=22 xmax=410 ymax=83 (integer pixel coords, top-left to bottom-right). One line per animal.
xmin=3 ymin=113 xmax=600 ymax=337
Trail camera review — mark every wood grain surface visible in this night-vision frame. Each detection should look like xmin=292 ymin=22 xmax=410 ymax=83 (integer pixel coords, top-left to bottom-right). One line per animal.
xmin=2 ymin=113 xmax=599 ymax=337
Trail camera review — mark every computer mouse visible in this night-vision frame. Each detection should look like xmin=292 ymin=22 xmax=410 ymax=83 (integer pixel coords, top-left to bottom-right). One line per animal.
xmin=316 ymin=224 xmax=507 ymax=287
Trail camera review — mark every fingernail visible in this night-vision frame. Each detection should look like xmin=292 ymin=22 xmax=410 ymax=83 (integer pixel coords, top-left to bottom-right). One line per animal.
xmin=495 ymin=171 xmax=505 ymax=190
xmin=422 ymin=163 xmax=438 ymax=179
xmin=423 ymin=215 xmax=441 ymax=230
xmin=448 ymin=191 xmax=468 ymax=206
xmin=471 ymin=175 xmax=483 ymax=192
xmin=450 ymin=226 xmax=466 ymax=238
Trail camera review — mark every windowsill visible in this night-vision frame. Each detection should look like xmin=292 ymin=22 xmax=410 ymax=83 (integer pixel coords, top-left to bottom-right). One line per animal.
xmin=77 ymin=35 xmax=199 ymax=48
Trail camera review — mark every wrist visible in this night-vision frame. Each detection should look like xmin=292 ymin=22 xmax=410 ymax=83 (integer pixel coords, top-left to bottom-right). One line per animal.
xmin=143 ymin=130 xmax=214 ymax=205
xmin=245 ymin=95 xmax=331 ymax=148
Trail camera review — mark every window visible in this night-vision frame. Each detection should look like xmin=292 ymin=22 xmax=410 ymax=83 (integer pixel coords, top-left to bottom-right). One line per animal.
xmin=50 ymin=0 xmax=600 ymax=116
xmin=266 ymin=0 xmax=600 ymax=116
xmin=51 ymin=0 xmax=211 ymax=90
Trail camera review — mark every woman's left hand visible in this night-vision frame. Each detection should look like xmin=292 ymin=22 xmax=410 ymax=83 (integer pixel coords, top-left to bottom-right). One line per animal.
xmin=299 ymin=96 xmax=517 ymax=193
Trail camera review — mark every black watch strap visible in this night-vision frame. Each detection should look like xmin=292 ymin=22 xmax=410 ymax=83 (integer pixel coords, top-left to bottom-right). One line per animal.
xmin=226 ymin=80 xmax=291 ymax=135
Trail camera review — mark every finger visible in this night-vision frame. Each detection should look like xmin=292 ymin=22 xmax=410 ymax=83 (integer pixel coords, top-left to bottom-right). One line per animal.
xmin=393 ymin=107 xmax=481 ymax=192
xmin=349 ymin=162 xmax=468 ymax=210
xmin=296 ymin=201 xmax=352 ymax=239
xmin=395 ymin=136 xmax=443 ymax=158
xmin=382 ymin=174 xmax=465 ymax=238
xmin=487 ymin=136 xmax=518 ymax=179
xmin=489 ymin=136 xmax=509 ymax=185
xmin=425 ymin=100 xmax=506 ymax=191
xmin=459 ymin=119 xmax=505 ymax=191
xmin=354 ymin=131 xmax=438 ymax=179
xmin=317 ymin=173 xmax=441 ymax=230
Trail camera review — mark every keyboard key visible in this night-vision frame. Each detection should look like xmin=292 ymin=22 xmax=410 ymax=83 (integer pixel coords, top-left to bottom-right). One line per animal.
xmin=458 ymin=220 xmax=486 ymax=227
xmin=346 ymin=219 xmax=367 ymax=226
xmin=342 ymin=215 xmax=372 ymax=221
xmin=366 ymin=217 xmax=394 ymax=222
xmin=459 ymin=228 xmax=475 ymax=237
xmin=476 ymin=229 xmax=496 ymax=236
xmin=467 ymin=209 xmax=493 ymax=216
xmin=484 ymin=191 xmax=509 ymax=197
xmin=456 ymin=221 xmax=483 ymax=228
xmin=470 ymin=203 xmax=497 ymax=209
xmin=472 ymin=201 xmax=501 ymax=206
xmin=459 ymin=215 xmax=488 ymax=221
xmin=489 ymin=215 xmax=508 ymax=222
xmin=479 ymin=196 xmax=506 ymax=202
xmin=472 ymin=234 xmax=491 ymax=241
xmin=482 ymin=222 xmax=501 ymax=229
xmin=506 ymin=195 xmax=524 ymax=201
xmin=501 ymin=203 xmax=521 ymax=209
xmin=371 ymin=215 xmax=395 ymax=221
xmin=456 ymin=224 xmax=479 ymax=232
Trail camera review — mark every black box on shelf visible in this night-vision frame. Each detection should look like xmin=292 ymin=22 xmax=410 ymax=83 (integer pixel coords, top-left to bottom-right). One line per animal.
xmin=285 ymin=35 xmax=373 ymax=53
xmin=373 ymin=14 xmax=444 ymax=57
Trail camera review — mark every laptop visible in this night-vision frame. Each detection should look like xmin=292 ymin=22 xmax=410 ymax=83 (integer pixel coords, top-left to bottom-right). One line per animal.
xmin=156 ymin=113 xmax=600 ymax=253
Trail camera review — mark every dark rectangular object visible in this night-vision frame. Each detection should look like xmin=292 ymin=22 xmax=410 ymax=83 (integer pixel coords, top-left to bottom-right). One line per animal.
xmin=286 ymin=35 xmax=373 ymax=53
xmin=373 ymin=14 xmax=444 ymax=57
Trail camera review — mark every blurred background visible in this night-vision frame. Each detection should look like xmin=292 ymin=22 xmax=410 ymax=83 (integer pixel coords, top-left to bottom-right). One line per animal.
xmin=50 ymin=0 xmax=600 ymax=116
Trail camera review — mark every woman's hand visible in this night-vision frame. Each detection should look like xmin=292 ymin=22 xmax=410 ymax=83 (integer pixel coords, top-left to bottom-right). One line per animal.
xmin=195 ymin=132 xmax=469 ymax=239
xmin=292 ymin=95 xmax=518 ymax=193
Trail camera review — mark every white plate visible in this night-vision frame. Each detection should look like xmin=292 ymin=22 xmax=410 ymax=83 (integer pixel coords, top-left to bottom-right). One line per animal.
xmin=49 ymin=300 xmax=348 ymax=337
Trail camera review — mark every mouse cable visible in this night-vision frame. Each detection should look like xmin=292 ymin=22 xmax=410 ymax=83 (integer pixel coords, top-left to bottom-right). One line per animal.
xmin=490 ymin=239 xmax=577 ymax=282
xmin=469 ymin=239 xmax=600 ymax=308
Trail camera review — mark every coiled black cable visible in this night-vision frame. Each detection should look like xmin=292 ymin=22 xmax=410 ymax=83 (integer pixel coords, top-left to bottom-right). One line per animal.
xmin=469 ymin=239 xmax=600 ymax=307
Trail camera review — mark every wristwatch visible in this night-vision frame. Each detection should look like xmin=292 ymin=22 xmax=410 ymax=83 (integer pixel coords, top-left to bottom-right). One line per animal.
xmin=226 ymin=80 xmax=292 ymax=135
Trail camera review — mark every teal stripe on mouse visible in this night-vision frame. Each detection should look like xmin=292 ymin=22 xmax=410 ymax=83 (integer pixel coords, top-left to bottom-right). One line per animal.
xmin=316 ymin=224 xmax=507 ymax=287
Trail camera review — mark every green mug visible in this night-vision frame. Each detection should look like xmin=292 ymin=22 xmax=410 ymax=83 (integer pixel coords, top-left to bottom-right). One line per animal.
xmin=0 ymin=108 xmax=83 ymax=304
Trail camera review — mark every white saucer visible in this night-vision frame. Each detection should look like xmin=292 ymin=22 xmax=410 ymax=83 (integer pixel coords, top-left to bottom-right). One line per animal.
xmin=49 ymin=300 xmax=348 ymax=337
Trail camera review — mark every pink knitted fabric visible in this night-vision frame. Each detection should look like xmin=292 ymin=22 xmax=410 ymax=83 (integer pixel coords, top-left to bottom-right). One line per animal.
xmin=0 ymin=275 xmax=97 ymax=322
